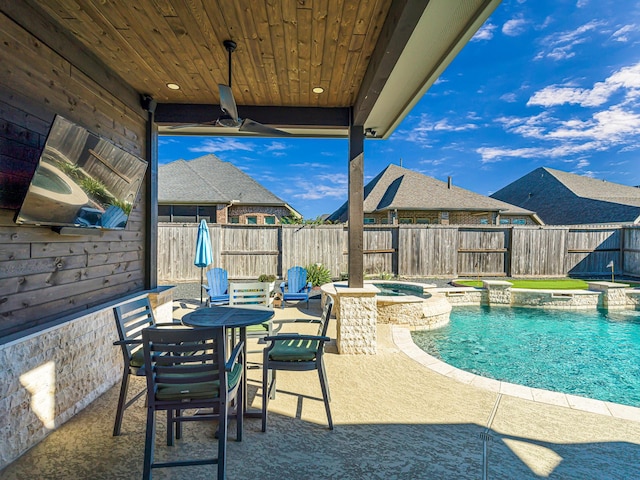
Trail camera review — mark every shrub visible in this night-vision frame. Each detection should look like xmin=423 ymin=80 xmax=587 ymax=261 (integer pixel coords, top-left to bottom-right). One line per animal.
xmin=305 ymin=263 xmax=332 ymax=286
xmin=258 ymin=274 xmax=277 ymax=283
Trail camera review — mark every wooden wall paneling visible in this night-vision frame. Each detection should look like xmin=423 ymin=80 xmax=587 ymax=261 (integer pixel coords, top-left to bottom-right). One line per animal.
xmin=0 ymin=11 xmax=147 ymax=339
xmin=1 ymin=7 xmax=139 ymax=113
xmin=0 ymin=260 xmax=143 ymax=298
xmin=334 ymin=0 xmax=359 ymax=104
xmin=0 ymin=276 xmax=144 ymax=338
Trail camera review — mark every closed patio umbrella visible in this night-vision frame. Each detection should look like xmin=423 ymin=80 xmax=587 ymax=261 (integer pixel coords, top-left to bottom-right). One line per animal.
xmin=194 ymin=219 xmax=213 ymax=304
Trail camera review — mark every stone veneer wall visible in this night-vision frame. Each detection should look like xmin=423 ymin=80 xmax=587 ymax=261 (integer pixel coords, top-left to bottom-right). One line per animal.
xmin=0 ymin=291 xmax=173 ymax=471
xmin=510 ymin=290 xmax=600 ymax=309
xmin=437 ymin=287 xmax=486 ymax=306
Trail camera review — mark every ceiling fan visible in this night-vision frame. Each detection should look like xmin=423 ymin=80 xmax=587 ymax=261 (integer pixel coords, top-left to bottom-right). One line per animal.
xmin=169 ymin=40 xmax=290 ymax=136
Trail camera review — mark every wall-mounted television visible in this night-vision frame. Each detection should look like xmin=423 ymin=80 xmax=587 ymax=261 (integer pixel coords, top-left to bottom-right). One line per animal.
xmin=15 ymin=115 xmax=147 ymax=232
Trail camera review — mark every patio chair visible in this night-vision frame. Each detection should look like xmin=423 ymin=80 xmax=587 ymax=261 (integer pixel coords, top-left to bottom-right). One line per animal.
xmin=228 ymin=282 xmax=277 ymax=366
xmin=112 ymin=296 xmax=180 ymax=437
xmin=203 ymin=267 xmax=230 ymax=306
xmin=141 ymin=325 xmax=243 ymax=480
xmin=262 ymin=298 xmax=334 ymax=431
xmin=279 ymin=266 xmax=312 ymax=309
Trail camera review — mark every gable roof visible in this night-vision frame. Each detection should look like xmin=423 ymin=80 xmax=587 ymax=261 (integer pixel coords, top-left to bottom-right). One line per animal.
xmin=328 ymin=164 xmax=538 ymax=222
xmin=159 ymin=154 xmax=299 ymax=213
xmin=490 ymin=167 xmax=640 ymax=225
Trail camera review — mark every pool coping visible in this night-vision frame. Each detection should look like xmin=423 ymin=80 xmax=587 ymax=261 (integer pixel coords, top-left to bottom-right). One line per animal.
xmin=391 ymin=325 xmax=640 ymax=423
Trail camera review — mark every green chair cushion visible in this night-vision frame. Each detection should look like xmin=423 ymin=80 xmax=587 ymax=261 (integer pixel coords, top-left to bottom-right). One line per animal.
xmin=269 ymin=338 xmax=319 ymax=362
xmin=246 ymin=322 xmax=270 ymax=333
xmin=130 ymin=348 xmax=145 ymax=368
xmin=155 ymin=363 xmax=242 ymax=401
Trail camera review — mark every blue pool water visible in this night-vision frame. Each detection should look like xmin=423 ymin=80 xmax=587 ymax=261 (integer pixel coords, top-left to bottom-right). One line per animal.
xmin=412 ymin=306 xmax=640 ymax=407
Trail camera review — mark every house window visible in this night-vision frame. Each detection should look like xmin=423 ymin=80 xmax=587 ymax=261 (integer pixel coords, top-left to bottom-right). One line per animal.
xmin=399 ymin=218 xmax=413 ymax=224
xmin=416 ymin=218 xmax=429 ymax=224
xmin=158 ymin=205 xmax=171 ymax=222
xmin=480 ymin=218 xmax=489 ymax=225
xmin=229 ymin=216 xmax=239 ymax=224
xmin=364 ymin=217 xmax=375 ymax=224
xmin=197 ymin=206 xmax=216 ymax=223
xmin=247 ymin=216 xmax=257 ymax=225
xmin=264 ymin=216 xmax=276 ymax=225
xmin=500 ymin=218 xmax=510 ymax=224
xmin=173 ymin=205 xmax=197 ymax=223
xmin=512 ymin=218 xmax=526 ymax=225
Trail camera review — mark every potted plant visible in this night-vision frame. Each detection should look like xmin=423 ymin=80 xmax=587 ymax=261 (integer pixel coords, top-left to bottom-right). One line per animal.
xmin=258 ymin=274 xmax=277 ymax=294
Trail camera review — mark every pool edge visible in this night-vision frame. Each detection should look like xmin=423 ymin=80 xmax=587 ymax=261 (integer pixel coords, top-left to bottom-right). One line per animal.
xmin=391 ymin=325 xmax=640 ymax=423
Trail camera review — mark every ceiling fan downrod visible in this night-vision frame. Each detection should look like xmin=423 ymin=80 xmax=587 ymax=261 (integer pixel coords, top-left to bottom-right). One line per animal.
xmin=223 ymin=39 xmax=236 ymax=88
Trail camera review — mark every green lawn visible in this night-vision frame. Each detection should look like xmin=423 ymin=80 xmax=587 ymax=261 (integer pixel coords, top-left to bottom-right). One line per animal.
xmin=453 ymin=278 xmax=640 ymax=289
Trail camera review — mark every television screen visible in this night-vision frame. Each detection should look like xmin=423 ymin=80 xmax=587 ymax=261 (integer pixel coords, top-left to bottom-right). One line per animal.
xmin=15 ymin=115 xmax=147 ymax=230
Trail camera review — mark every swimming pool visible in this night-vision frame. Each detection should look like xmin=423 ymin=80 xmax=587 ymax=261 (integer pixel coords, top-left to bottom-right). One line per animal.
xmin=411 ymin=306 xmax=640 ymax=407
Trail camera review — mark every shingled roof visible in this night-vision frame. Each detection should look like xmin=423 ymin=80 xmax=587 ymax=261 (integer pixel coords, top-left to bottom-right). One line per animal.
xmin=490 ymin=167 xmax=640 ymax=225
xmin=159 ymin=154 xmax=294 ymax=209
xmin=328 ymin=164 xmax=537 ymax=222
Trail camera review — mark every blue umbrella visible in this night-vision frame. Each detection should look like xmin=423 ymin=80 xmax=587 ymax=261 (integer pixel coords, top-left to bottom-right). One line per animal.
xmin=194 ymin=219 xmax=213 ymax=304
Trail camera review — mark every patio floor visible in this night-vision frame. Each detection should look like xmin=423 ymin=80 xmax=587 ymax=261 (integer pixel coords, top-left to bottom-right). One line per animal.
xmin=2 ymin=297 xmax=640 ymax=479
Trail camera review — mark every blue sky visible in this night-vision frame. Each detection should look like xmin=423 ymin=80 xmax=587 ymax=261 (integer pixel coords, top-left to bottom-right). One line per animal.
xmin=159 ymin=0 xmax=640 ymax=220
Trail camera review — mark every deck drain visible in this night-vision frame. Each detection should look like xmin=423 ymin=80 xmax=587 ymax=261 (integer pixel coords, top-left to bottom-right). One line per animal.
xmin=479 ymin=432 xmax=493 ymax=442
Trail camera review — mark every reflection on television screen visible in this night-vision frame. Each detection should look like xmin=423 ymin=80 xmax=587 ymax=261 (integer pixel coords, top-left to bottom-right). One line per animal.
xmin=15 ymin=115 xmax=147 ymax=230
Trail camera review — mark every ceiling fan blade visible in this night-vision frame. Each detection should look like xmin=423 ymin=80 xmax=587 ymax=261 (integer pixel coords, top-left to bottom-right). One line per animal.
xmin=166 ymin=121 xmax=217 ymax=130
xmin=239 ymin=118 xmax=291 ymax=136
xmin=218 ymin=84 xmax=239 ymax=122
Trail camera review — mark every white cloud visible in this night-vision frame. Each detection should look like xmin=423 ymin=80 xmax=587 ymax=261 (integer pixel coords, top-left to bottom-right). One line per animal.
xmin=535 ymin=20 xmax=605 ymax=61
xmin=502 ymin=18 xmax=527 ymax=36
xmin=500 ymin=93 xmax=518 ymax=103
xmin=472 ymin=23 xmax=496 ymax=42
xmin=291 ymin=173 xmax=347 ymax=200
xmin=612 ymin=24 xmax=637 ymax=42
xmin=576 ymin=158 xmax=590 ymax=168
xmin=396 ymin=115 xmax=478 ymax=147
xmin=576 ymin=0 xmax=589 ymax=7
xmin=547 ymin=106 xmax=640 ymax=142
xmin=265 ymin=141 xmax=288 ymax=152
xmin=289 ymin=162 xmax=330 ymax=169
xmin=188 ymin=138 xmax=255 ymax=153
xmin=527 ymin=61 xmax=640 ymax=108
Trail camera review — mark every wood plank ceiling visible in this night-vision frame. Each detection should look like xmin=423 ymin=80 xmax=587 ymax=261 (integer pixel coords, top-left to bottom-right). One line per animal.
xmin=16 ymin=0 xmax=502 ymax=137
xmin=29 ymin=0 xmax=391 ymax=109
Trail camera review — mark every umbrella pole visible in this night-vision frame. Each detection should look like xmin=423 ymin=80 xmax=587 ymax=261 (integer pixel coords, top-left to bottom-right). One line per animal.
xmin=200 ymin=268 xmax=204 ymax=305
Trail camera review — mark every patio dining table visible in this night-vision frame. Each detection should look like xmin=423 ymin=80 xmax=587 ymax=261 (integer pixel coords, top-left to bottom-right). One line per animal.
xmin=181 ymin=305 xmax=275 ymax=426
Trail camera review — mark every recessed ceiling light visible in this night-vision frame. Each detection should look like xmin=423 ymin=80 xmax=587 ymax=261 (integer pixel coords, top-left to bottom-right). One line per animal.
xmin=166 ymin=83 xmax=181 ymax=90
xmin=312 ymin=87 xmax=324 ymax=94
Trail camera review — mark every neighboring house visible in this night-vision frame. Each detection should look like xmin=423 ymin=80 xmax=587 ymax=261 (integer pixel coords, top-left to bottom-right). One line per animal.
xmin=158 ymin=154 xmax=301 ymax=224
xmin=490 ymin=167 xmax=640 ymax=225
xmin=327 ymin=164 xmax=542 ymax=225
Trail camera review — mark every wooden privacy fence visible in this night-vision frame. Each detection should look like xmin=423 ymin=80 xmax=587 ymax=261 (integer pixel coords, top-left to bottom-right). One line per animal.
xmin=157 ymin=223 xmax=640 ymax=283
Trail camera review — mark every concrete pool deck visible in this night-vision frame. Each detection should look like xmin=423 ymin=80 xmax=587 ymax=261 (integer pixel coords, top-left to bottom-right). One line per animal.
xmin=2 ymin=297 xmax=639 ymax=479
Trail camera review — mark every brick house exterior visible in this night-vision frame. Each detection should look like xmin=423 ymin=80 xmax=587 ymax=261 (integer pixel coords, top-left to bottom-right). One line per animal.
xmin=328 ymin=164 xmax=542 ymax=226
xmin=159 ymin=154 xmax=300 ymax=224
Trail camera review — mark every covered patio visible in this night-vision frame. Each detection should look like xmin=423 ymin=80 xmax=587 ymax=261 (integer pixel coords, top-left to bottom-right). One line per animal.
xmin=2 ymin=299 xmax=639 ymax=479
xmin=2 ymin=1 xmax=640 ymax=478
